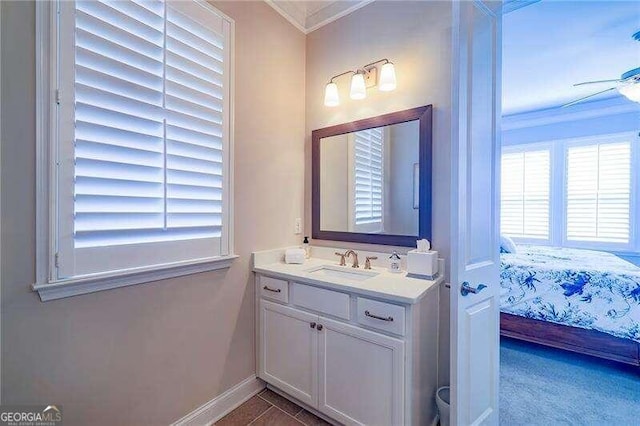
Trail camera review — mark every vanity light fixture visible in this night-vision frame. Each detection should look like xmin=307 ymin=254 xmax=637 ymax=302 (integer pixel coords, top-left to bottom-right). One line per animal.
xmin=324 ymin=81 xmax=340 ymax=107
xmin=378 ymin=61 xmax=397 ymax=92
xmin=323 ymin=59 xmax=396 ymax=107
xmin=350 ymin=72 xmax=367 ymax=100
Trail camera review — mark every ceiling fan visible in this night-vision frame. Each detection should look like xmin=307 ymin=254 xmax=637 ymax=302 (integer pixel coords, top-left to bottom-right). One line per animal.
xmin=562 ymin=30 xmax=640 ymax=108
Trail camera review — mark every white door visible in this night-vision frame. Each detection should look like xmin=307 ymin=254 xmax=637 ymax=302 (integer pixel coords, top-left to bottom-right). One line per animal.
xmin=450 ymin=0 xmax=502 ymax=425
xmin=259 ymin=300 xmax=318 ymax=407
xmin=317 ymin=317 xmax=404 ymax=426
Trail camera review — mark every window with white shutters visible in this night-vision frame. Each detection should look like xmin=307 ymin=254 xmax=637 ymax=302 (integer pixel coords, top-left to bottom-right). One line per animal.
xmin=353 ymin=128 xmax=384 ymax=232
xmin=566 ymin=141 xmax=631 ymax=244
xmin=501 ymin=148 xmax=550 ymax=240
xmin=53 ymin=0 xmax=233 ymax=279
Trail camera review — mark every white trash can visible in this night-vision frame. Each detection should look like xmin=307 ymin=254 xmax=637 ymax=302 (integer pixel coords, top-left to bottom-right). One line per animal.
xmin=436 ymin=386 xmax=450 ymax=426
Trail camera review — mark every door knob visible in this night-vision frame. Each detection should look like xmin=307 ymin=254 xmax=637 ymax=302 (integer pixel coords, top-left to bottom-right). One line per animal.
xmin=460 ymin=282 xmax=487 ymax=296
xmin=310 ymin=322 xmax=316 ymax=329
xmin=316 ymin=324 xmax=323 ymax=331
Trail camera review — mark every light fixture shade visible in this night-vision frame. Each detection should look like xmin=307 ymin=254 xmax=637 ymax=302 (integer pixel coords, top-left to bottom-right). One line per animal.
xmin=350 ymin=73 xmax=367 ymax=100
xmin=324 ymin=82 xmax=340 ymax=107
xmin=618 ymin=82 xmax=640 ymax=103
xmin=378 ymin=62 xmax=397 ymax=92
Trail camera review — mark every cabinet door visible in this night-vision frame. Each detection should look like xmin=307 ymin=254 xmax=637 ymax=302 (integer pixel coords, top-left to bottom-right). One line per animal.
xmin=318 ymin=317 xmax=405 ymax=425
xmin=259 ymin=299 xmax=318 ymax=407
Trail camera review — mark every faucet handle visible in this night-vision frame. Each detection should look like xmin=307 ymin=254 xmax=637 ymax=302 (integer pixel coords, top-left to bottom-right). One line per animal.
xmin=335 ymin=252 xmax=347 ymax=266
xmin=364 ymin=256 xmax=378 ymax=270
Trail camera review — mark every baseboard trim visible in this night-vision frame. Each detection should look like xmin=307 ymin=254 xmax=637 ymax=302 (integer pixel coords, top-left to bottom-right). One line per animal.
xmin=172 ymin=375 xmax=265 ymax=426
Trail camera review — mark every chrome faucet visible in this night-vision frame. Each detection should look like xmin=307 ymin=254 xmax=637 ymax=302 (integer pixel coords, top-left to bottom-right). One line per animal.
xmin=345 ymin=250 xmax=359 ymax=268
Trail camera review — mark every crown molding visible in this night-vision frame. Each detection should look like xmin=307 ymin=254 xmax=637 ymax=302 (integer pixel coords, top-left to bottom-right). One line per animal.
xmin=265 ymin=0 xmax=374 ymax=34
xmin=306 ymin=0 xmax=375 ymax=33
xmin=502 ymin=95 xmax=640 ymax=131
xmin=263 ymin=0 xmax=307 ymax=33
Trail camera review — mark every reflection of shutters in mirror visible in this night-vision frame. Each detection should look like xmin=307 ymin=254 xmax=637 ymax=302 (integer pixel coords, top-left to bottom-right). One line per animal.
xmin=354 ymin=128 xmax=384 ymax=232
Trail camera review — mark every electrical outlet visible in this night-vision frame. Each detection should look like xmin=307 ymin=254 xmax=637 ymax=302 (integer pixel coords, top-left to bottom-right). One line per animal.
xmin=294 ymin=218 xmax=302 ymax=235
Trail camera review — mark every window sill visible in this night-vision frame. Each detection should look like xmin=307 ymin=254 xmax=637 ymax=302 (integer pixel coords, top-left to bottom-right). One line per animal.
xmin=32 ymin=255 xmax=239 ymax=301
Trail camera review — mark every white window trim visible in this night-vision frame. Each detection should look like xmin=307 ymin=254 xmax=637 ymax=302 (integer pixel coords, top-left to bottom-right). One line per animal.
xmin=34 ymin=1 xmax=237 ymax=301
xmin=501 ymin=132 xmax=639 ymax=254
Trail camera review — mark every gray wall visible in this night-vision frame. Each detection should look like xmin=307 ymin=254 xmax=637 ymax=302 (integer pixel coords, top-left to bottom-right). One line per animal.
xmin=305 ymin=0 xmax=453 ymax=386
xmin=0 ymin=1 xmax=306 ymax=424
xmin=388 ymin=120 xmax=420 ymax=235
xmin=319 ymin=134 xmax=349 ymax=231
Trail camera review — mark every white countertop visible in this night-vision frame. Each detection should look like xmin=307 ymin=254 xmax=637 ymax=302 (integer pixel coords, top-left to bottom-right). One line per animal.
xmin=253 ymin=250 xmax=443 ymax=304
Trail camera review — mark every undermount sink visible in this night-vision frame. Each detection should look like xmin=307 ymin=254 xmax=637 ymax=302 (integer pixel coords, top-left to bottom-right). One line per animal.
xmin=305 ymin=265 xmax=379 ymax=281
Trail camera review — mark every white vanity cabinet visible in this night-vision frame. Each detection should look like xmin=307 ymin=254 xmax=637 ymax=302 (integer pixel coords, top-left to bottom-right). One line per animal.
xmin=260 ymin=300 xmax=318 ymax=407
xmin=255 ymin=272 xmax=440 ymax=426
xmin=317 ymin=316 xmax=405 ymax=425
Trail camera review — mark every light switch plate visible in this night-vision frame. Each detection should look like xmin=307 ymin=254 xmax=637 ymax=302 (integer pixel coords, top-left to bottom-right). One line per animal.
xmin=294 ymin=218 xmax=302 ymax=234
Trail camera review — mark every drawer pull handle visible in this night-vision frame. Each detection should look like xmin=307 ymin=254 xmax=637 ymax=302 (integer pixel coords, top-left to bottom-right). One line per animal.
xmin=365 ymin=310 xmax=394 ymax=322
xmin=263 ymin=286 xmax=282 ymax=293
xmin=317 ymin=324 xmax=323 ymax=331
xmin=310 ymin=322 xmax=316 ymax=329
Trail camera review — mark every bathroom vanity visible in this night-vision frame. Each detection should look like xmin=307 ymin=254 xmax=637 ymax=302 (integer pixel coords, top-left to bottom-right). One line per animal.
xmin=253 ymin=247 xmax=443 ymax=426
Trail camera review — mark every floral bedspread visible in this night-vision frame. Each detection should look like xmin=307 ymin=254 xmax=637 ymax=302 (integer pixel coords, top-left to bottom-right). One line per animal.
xmin=500 ymin=245 xmax=640 ymax=342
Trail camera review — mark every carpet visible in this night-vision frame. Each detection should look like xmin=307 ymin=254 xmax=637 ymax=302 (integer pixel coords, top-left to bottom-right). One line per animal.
xmin=500 ymin=337 xmax=640 ymax=425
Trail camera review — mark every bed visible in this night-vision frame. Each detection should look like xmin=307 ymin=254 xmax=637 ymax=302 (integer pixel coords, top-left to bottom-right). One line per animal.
xmin=500 ymin=245 xmax=640 ymax=365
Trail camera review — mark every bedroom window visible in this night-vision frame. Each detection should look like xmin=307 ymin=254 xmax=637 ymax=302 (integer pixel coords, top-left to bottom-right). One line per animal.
xmin=566 ymin=141 xmax=632 ymax=244
xmin=501 ymin=148 xmax=551 ymax=240
xmin=35 ymin=0 xmax=235 ymax=298
xmin=352 ymin=128 xmax=385 ymax=233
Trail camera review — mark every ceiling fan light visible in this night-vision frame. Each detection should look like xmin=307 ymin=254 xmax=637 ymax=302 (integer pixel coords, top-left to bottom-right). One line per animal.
xmin=618 ymin=82 xmax=640 ymax=103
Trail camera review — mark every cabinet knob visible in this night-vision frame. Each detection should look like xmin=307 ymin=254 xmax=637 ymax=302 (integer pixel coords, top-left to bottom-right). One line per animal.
xmin=317 ymin=324 xmax=323 ymax=331
xmin=310 ymin=322 xmax=316 ymax=329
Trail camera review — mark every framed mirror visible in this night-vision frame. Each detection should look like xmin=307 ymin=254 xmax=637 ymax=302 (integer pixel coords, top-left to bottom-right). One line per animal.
xmin=312 ymin=105 xmax=432 ymax=247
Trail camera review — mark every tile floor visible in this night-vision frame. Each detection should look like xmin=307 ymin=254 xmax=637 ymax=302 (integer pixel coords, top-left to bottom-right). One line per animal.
xmin=215 ymin=388 xmax=332 ymax=426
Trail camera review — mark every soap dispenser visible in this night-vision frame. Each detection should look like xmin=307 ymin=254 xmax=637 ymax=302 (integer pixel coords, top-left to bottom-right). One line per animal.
xmin=302 ymin=236 xmax=311 ymax=259
xmin=388 ymin=251 xmax=402 ymax=273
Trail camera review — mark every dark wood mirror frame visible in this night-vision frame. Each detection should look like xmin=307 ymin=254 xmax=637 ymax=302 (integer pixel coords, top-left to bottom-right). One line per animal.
xmin=312 ymin=105 xmax=433 ymax=247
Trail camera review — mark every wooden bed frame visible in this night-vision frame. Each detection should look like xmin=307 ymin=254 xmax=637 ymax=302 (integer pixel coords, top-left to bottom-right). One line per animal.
xmin=500 ymin=313 xmax=640 ymax=366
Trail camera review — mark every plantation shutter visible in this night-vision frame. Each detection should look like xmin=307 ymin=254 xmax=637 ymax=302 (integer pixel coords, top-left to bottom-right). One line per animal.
xmin=74 ymin=0 xmax=166 ymax=248
xmin=57 ymin=0 xmax=230 ymax=277
xmin=500 ymin=149 xmax=550 ymax=239
xmin=165 ymin=1 xmax=225 ymax=234
xmin=354 ymin=128 xmax=384 ymax=230
xmin=566 ymin=141 xmax=631 ymax=244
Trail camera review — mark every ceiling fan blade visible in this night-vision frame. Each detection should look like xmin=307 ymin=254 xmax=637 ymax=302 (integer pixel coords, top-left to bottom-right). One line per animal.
xmin=573 ymin=79 xmax=621 ymax=87
xmin=561 ymin=87 xmax=617 ymax=108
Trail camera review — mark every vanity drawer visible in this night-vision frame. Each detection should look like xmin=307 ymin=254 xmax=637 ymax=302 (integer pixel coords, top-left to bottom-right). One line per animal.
xmin=356 ymin=297 xmax=405 ymax=336
xmin=291 ymin=283 xmax=350 ymax=320
xmin=259 ymin=276 xmax=289 ymax=303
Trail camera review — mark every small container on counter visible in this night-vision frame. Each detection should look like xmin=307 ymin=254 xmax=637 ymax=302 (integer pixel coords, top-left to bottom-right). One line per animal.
xmin=302 ymin=236 xmax=311 ymax=259
xmin=388 ymin=251 xmax=402 ymax=273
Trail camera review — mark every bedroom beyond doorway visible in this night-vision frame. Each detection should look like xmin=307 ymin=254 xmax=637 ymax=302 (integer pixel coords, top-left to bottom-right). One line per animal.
xmin=499 ymin=0 xmax=640 ymax=421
